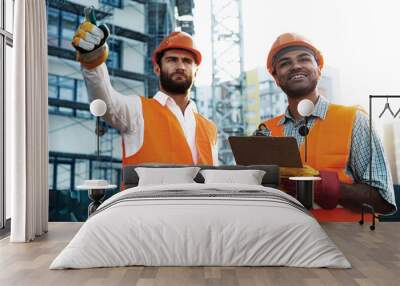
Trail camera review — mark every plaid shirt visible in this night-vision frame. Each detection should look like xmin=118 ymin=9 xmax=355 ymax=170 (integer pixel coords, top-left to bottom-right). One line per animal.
xmin=255 ymin=96 xmax=396 ymax=207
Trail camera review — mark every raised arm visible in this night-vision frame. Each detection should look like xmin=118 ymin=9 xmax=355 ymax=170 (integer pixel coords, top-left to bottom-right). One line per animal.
xmin=71 ymin=9 xmax=141 ymax=133
xmin=82 ymin=64 xmax=141 ymax=133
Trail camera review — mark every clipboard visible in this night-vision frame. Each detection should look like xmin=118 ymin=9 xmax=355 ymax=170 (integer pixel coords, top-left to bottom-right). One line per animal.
xmin=228 ymin=136 xmax=303 ymax=168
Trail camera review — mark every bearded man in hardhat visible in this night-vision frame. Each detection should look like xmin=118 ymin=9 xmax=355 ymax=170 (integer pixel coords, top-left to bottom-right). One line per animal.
xmin=257 ymin=32 xmax=396 ymax=214
xmin=71 ymin=20 xmax=218 ymax=171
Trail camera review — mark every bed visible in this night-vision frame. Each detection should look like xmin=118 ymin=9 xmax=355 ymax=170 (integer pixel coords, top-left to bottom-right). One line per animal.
xmin=50 ymin=165 xmax=351 ymax=269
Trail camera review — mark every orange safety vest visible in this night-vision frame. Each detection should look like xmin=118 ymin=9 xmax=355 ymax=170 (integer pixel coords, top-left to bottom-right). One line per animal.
xmin=264 ymin=104 xmax=358 ymax=184
xmin=122 ymin=97 xmax=217 ymax=166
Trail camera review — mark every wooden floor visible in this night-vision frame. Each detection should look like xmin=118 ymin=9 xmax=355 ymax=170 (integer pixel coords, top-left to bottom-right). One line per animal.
xmin=1 ymin=222 xmax=400 ymax=286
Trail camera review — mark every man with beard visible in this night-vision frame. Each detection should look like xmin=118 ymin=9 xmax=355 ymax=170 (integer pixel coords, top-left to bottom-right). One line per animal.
xmin=72 ymin=21 xmax=218 ymax=172
xmin=257 ymin=33 xmax=396 ymax=214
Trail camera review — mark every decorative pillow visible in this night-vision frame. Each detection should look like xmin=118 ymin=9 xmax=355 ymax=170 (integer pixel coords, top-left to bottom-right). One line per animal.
xmin=200 ymin=169 xmax=266 ymax=185
xmin=135 ymin=167 xmax=201 ymax=186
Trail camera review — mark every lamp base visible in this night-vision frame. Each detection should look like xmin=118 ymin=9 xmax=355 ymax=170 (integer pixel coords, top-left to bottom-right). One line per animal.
xmin=88 ymin=188 xmax=106 ymax=216
xmin=296 ymin=180 xmax=314 ymax=209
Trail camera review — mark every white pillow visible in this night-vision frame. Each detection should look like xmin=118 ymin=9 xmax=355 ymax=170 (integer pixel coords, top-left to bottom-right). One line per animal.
xmin=200 ymin=169 xmax=266 ymax=185
xmin=135 ymin=167 xmax=201 ymax=186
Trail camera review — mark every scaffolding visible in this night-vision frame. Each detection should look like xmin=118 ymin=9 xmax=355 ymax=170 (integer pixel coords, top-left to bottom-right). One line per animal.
xmin=210 ymin=0 xmax=246 ymax=164
xmin=146 ymin=0 xmax=195 ymax=97
xmin=46 ymin=0 xmax=196 ymax=221
xmin=146 ymin=0 xmax=175 ymax=97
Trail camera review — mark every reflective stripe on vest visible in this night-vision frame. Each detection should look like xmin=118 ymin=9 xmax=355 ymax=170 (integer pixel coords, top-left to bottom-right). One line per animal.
xmin=122 ymin=97 xmax=217 ymax=166
xmin=264 ymin=104 xmax=358 ymax=184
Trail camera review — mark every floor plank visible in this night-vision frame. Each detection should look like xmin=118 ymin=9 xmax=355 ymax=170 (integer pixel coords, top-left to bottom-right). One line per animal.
xmin=1 ymin=222 xmax=399 ymax=286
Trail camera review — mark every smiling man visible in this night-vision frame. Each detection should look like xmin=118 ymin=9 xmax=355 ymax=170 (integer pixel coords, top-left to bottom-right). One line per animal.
xmin=72 ymin=21 xmax=218 ymax=171
xmin=257 ymin=33 xmax=396 ymax=214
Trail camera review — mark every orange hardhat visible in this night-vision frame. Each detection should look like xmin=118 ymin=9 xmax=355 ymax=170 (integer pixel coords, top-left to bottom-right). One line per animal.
xmin=152 ymin=31 xmax=202 ymax=66
xmin=266 ymin=33 xmax=324 ymax=75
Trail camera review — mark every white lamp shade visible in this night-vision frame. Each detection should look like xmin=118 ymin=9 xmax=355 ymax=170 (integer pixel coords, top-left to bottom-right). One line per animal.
xmin=297 ymin=99 xmax=315 ymax=117
xmin=90 ymin=99 xmax=107 ymax=117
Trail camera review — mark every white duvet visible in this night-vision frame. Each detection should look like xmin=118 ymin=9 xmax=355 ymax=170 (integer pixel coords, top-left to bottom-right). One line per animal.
xmin=50 ymin=183 xmax=351 ymax=269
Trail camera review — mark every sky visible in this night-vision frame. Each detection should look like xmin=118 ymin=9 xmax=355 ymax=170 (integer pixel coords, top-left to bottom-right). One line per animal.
xmin=193 ymin=0 xmax=400 ymax=115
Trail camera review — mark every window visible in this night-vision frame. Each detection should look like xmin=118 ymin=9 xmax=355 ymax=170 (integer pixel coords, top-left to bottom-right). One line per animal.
xmin=61 ymin=11 xmax=78 ymax=50
xmin=59 ymin=77 xmax=75 ymax=115
xmin=107 ymin=39 xmax=122 ymax=69
xmin=57 ymin=163 xmax=72 ymax=190
xmin=48 ymin=74 xmax=58 ymax=98
xmin=48 ymin=74 xmax=77 ymax=101
xmin=47 ymin=7 xmax=59 ymax=47
xmin=59 ymin=77 xmax=75 ymax=101
xmin=76 ymin=80 xmax=88 ymax=103
xmin=47 ymin=8 xmax=80 ymax=50
xmin=48 ymin=163 xmax=54 ymax=191
xmin=100 ymin=0 xmax=122 ymax=9
xmin=48 ymin=74 xmax=94 ymax=119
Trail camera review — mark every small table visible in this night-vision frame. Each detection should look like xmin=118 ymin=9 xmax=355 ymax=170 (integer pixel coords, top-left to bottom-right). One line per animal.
xmin=289 ymin=176 xmax=321 ymax=209
xmin=77 ymin=180 xmax=117 ymax=216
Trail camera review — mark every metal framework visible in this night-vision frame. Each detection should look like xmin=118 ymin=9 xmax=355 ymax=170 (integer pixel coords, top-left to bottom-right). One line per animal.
xmin=145 ymin=0 xmax=176 ymax=97
xmin=210 ymin=0 xmax=246 ymax=164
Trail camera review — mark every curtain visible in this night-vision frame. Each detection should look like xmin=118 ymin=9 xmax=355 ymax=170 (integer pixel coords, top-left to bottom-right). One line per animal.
xmin=7 ymin=0 xmax=48 ymax=242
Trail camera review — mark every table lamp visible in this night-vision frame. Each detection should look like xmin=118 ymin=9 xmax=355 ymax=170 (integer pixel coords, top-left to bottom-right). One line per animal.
xmin=89 ymin=99 xmax=107 ymax=161
xmin=297 ymin=99 xmax=315 ymax=163
xmin=291 ymin=99 xmax=318 ymax=209
xmin=76 ymin=99 xmax=116 ymax=216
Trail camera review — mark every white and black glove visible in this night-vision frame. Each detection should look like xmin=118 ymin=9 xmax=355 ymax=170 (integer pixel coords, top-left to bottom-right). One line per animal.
xmin=71 ymin=7 xmax=110 ymax=69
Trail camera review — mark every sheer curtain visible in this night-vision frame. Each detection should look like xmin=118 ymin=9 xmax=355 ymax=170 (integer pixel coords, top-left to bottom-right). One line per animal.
xmin=7 ymin=0 xmax=48 ymax=242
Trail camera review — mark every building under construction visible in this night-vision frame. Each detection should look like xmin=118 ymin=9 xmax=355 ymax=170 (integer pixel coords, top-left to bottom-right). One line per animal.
xmin=47 ymin=0 xmax=195 ymax=221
